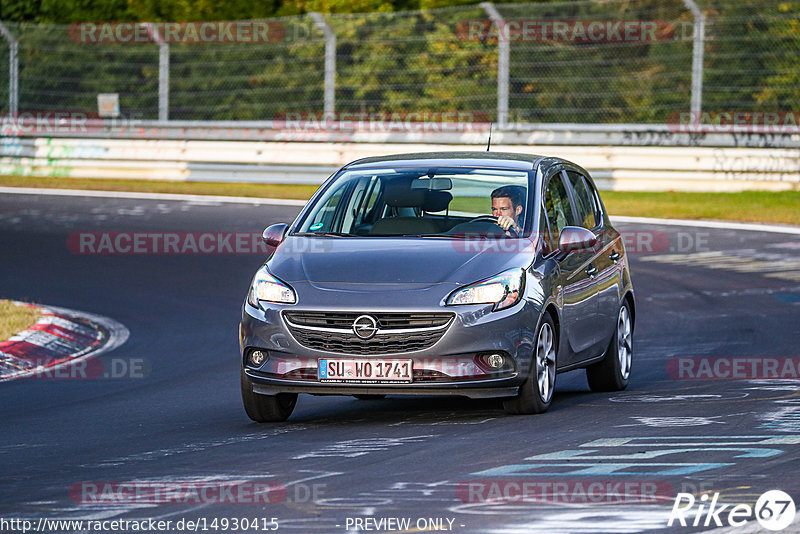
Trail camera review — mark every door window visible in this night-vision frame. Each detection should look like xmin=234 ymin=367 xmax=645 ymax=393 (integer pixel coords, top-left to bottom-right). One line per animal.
xmin=543 ymin=171 xmax=575 ymax=252
xmin=566 ymin=171 xmax=599 ymax=230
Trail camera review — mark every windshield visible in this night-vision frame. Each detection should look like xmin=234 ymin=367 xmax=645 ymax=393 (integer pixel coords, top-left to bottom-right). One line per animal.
xmin=295 ymin=166 xmax=530 ymax=237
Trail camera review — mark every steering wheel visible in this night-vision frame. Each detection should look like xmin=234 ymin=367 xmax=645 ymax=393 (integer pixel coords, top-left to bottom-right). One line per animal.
xmin=468 ymin=215 xmax=520 ymax=237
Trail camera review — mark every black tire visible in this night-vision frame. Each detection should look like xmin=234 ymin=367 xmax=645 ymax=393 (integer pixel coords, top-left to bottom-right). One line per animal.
xmin=503 ymin=312 xmax=557 ymax=415
xmin=586 ymin=300 xmax=633 ymax=392
xmin=240 ymin=369 xmax=297 ymax=422
xmin=353 ymin=394 xmax=387 ymax=400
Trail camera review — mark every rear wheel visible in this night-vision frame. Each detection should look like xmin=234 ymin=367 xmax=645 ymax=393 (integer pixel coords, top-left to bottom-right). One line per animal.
xmin=353 ymin=394 xmax=386 ymax=400
xmin=240 ymin=369 xmax=297 ymax=422
xmin=586 ymin=300 xmax=632 ymax=392
xmin=503 ymin=313 xmax=557 ymax=415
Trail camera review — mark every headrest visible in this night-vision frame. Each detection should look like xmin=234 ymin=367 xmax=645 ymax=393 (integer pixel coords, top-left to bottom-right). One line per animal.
xmin=383 ymin=179 xmax=426 ymax=207
xmin=423 ymin=191 xmax=452 ymax=212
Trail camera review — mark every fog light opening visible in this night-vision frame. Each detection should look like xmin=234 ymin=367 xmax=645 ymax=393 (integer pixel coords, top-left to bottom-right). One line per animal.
xmin=249 ymin=349 xmax=267 ymax=367
xmin=486 ymin=353 xmax=505 ymax=368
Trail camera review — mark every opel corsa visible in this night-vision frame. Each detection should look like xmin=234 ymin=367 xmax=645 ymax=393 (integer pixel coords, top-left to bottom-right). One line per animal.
xmin=240 ymin=152 xmax=635 ymax=421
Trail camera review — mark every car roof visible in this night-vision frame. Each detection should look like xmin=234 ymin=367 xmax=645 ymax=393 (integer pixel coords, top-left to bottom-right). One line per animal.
xmin=344 ymin=151 xmax=548 ymax=171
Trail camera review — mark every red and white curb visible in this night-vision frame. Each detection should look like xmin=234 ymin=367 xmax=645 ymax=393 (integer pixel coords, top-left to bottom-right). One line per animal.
xmin=0 ymin=302 xmax=129 ymax=381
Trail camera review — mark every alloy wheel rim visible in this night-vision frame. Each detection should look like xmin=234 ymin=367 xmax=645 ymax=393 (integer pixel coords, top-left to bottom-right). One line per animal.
xmin=536 ymin=322 xmax=556 ymax=402
xmin=617 ymin=306 xmax=632 ymax=380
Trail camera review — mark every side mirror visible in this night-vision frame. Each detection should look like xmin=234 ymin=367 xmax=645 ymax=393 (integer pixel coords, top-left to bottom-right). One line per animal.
xmin=558 ymin=226 xmax=598 ymax=253
xmin=262 ymin=223 xmax=289 ymax=247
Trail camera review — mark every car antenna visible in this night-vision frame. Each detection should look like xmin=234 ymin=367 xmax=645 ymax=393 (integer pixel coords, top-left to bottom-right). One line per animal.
xmin=486 ymin=122 xmax=493 ymax=151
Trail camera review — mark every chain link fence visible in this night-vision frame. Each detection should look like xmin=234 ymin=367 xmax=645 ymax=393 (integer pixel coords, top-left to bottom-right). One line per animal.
xmin=0 ymin=0 xmax=797 ymax=124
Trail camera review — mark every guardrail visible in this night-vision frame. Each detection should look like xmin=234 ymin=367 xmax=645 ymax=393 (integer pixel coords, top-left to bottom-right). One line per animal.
xmin=3 ymin=119 xmax=800 ymax=147
xmin=2 ymin=133 xmax=798 ymax=192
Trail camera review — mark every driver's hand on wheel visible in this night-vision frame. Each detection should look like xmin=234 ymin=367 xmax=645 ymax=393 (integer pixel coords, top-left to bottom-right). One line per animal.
xmin=496 ymin=215 xmax=518 ymax=232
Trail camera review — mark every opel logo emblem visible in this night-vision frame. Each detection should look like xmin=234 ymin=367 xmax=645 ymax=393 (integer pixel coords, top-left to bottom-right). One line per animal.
xmin=352 ymin=315 xmax=378 ymax=340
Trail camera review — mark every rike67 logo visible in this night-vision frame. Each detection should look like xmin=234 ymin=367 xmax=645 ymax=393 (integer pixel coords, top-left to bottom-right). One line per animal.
xmin=669 ymin=490 xmax=796 ymax=531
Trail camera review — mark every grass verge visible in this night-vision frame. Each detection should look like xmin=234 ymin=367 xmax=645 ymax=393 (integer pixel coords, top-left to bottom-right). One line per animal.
xmin=601 ymin=190 xmax=800 ymax=226
xmin=1 ymin=175 xmax=798 ymax=225
xmin=0 ymin=300 xmax=41 ymax=342
xmin=0 ymin=175 xmax=320 ymax=200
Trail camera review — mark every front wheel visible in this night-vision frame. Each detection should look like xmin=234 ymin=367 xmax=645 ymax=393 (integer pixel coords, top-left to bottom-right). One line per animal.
xmin=503 ymin=313 xmax=557 ymax=415
xmin=586 ymin=300 xmax=632 ymax=392
xmin=241 ymin=369 xmax=297 ymax=422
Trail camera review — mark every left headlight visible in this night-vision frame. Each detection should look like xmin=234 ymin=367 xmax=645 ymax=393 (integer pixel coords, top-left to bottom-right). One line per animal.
xmin=247 ymin=266 xmax=296 ymax=307
xmin=446 ymin=268 xmax=525 ymax=311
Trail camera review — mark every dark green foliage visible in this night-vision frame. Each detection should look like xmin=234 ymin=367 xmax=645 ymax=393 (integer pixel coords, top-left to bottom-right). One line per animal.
xmin=0 ymin=0 xmax=796 ymax=123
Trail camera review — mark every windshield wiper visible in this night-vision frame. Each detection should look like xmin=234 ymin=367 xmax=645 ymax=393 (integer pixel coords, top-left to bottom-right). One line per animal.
xmin=415 ymin=234 xmax=463 ymax=238
xmin=374 ymin=234 xmax=482 ymax=239
xmin=293 ymin=232 xmax=353 ymax=237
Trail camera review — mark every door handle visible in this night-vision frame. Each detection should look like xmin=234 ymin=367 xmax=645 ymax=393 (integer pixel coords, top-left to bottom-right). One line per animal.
xmin=609 ymin=251 xmax=620 ymax=263
xmin=586 ymin=265 xmax=598 ymax=277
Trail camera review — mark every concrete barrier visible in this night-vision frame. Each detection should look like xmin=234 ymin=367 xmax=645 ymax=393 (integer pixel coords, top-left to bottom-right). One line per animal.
xmin=1 ymin=134 xmax=798 ymax=191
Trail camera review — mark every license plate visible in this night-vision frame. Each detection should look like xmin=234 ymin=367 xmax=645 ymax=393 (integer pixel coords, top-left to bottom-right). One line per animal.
xmin=318 ymin=358 xmax=413 ymax=384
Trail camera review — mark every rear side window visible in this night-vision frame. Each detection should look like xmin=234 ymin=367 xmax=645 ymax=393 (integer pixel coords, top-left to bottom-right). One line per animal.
xmin=543 ymin=172 xmax=575 ymax=250
xmin=566 ymin=171 xmax=599 ymax=230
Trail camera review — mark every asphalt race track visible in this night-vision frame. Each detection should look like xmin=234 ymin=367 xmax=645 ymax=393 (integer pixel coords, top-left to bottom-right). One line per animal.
xmin=1 ymin=192 xmax=800 ymax=534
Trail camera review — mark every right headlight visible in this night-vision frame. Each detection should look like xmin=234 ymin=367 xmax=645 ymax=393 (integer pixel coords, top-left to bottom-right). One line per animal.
xmin=446 ymin=268 xmax=525 ymax=311
xmin=247 ymin=266 xmax=296 ymax=307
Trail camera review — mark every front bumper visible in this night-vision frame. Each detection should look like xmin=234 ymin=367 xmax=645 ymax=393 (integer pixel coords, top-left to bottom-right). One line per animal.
xmin=247 ymin=375 xmax=519 ymax=399
xmin=240 ymin=298 xmax=540 ymax=398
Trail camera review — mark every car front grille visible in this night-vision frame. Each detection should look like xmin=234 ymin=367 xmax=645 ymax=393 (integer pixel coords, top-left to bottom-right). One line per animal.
xmin=283 ymin=311 xmax=454 ymax=355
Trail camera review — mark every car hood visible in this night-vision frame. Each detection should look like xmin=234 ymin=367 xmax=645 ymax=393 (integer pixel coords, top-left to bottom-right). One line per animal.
xmin=266 ymin=236 xmax=534 ymax=304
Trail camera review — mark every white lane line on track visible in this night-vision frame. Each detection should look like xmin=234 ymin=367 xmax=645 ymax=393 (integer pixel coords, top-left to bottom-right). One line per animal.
xmin=45 ymin=304 xmax=130 ymax=356
xmin=0 ymin=187 xmax=308 ymax=207
xmin=611 ymin=215 xmax=800 ymax=235
xmin=2 ymin=186 xmax=799 ymax=233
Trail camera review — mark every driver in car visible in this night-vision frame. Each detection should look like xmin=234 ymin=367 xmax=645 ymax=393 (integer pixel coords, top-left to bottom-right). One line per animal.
xmin=491 ymin=185 xmax=525 ymax=234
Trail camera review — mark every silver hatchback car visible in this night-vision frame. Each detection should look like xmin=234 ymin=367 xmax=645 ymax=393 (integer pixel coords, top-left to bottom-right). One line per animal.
xmin=240 ymin=152 xmax=635 ymax=421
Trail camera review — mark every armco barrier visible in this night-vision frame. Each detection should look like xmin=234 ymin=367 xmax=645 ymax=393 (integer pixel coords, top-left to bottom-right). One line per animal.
xmin=1 ymin=128 xmax=798 ymax=191
xmin=3 ymin=119 xmax=800 ymax=147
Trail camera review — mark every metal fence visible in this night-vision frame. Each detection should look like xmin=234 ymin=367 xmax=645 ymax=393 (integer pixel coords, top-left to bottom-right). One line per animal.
xmin=0 ymin=0 xmax=797 ymax=124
